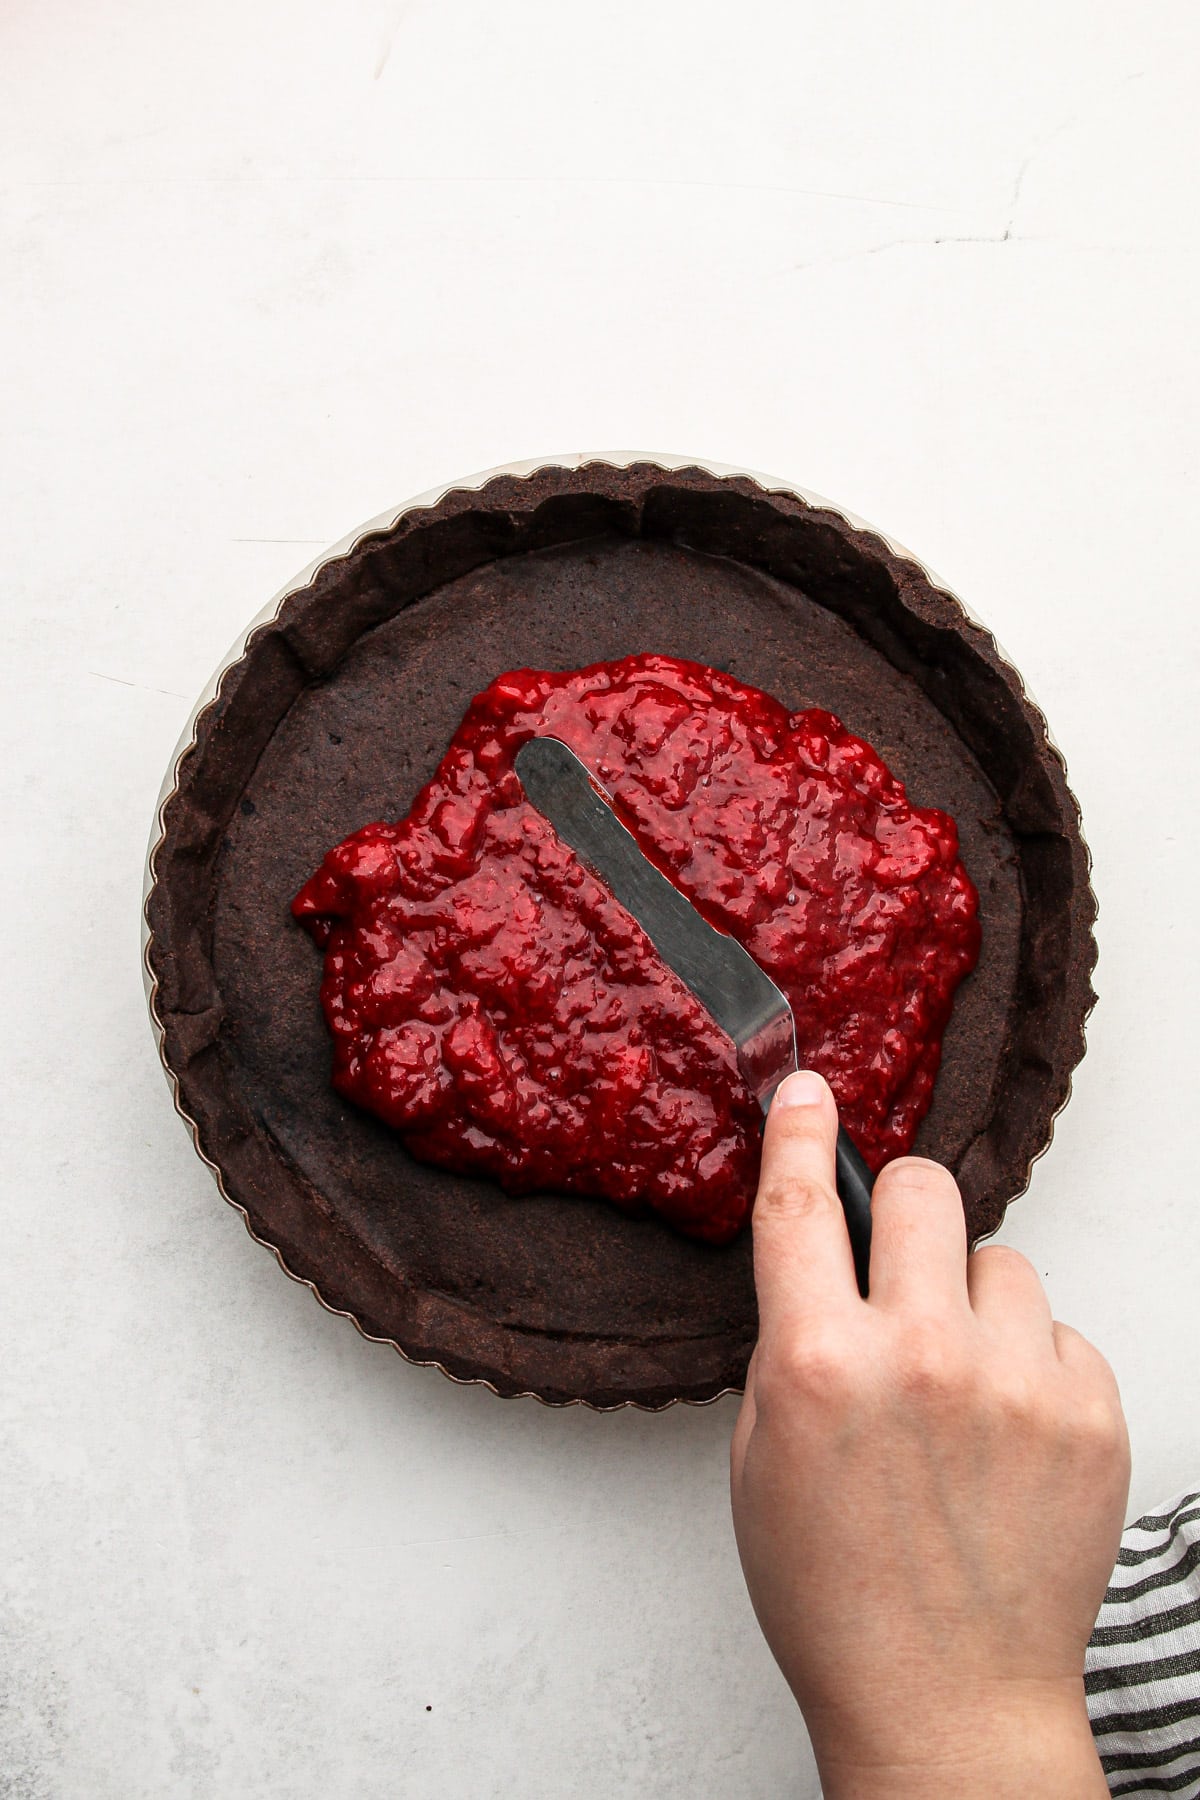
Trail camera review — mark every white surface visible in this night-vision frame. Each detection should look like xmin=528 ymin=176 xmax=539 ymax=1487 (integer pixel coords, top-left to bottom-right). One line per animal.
xmin=2 ymin=2 xmax=1198 ymax=1794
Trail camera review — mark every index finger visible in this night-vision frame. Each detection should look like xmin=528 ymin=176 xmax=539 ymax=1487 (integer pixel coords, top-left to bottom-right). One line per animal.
xmin=752 ymin=1070 xmax=861 ymax=1339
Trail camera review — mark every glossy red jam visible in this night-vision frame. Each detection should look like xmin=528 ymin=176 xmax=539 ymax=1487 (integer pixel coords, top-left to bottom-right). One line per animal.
xmin=293 ymin=654 xmax=980 ymax=1244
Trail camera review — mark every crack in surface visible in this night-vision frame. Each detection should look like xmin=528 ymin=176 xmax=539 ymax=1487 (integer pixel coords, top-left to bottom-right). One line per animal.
xmin=785 ymin=66 xmax=1152 ymax=276
xmin=89 ymin=669 xmax=189 ymax=700
xmin=786 ymin=230 xmax=1033 ymax=273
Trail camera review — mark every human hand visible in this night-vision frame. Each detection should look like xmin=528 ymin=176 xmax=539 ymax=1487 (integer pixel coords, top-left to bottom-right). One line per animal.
xmin=730 ymin=1071 xmax=1130 ymax=1799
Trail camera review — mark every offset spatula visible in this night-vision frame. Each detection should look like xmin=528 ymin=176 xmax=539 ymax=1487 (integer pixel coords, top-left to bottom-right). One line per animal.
xmin=515 ymin=735 xmax=874 ymax=1295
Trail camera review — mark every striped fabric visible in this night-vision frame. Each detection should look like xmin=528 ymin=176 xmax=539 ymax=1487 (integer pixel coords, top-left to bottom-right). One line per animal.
xmin=1088 ymin=1493 xmax=1200 ymax=1797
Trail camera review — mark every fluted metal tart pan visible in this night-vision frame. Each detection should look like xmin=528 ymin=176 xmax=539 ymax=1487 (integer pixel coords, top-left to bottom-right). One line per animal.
xmin=143 ymin=456 xmax=1097 ymax=1408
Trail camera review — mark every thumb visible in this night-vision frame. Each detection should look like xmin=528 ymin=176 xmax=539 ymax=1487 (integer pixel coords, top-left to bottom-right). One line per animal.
xmin=753 ymin=1070 xmax=859 ymax=1339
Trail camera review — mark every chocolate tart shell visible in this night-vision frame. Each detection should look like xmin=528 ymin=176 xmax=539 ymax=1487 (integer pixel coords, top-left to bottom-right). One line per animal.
xmin=144 ymin=457 xmax=1097 ymax=1409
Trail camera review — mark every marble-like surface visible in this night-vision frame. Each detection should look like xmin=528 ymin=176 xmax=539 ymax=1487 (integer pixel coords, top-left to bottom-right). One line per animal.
xmin=2 ymin=2 xmax=1198 ymax=1793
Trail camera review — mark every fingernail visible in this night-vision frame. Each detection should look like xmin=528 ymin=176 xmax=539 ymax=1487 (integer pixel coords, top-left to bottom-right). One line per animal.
xmin=773 ymin=1070 xmax=828 ymax=1109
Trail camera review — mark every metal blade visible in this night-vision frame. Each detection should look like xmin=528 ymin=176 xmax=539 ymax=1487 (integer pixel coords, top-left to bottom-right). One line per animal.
xmin=514 ymin=735 xmax=798 ymax=1110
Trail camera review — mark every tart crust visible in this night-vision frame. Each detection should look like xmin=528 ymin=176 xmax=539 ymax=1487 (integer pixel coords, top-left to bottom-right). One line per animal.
xmin=144 ymin=459 xmax=1097 ymax=1408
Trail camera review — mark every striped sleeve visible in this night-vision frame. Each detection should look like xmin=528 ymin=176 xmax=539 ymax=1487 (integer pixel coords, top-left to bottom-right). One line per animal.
xmin=1088 ymin=1492 xmax=1200 ymax=1797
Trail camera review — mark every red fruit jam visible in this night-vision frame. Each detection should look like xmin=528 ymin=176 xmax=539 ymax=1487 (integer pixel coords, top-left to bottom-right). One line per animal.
xmin=293 ymin=654 xmax=980 ymax=1245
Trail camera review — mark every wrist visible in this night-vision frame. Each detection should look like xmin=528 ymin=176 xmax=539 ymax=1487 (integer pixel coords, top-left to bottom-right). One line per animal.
xmin=811 ymin=1679 xmax=1107 ymax=1800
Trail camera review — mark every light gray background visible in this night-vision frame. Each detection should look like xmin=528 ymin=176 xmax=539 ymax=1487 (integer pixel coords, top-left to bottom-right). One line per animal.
xmin=3 ymin=2 xmax=1197 ymax=1795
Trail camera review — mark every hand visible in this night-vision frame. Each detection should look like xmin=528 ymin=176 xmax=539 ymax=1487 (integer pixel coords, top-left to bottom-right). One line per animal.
xmin=730 ymin=1071 xmax=1130 ymax=1799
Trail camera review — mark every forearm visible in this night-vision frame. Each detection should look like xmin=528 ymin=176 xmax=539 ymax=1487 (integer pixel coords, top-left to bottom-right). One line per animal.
xmin=814 ymin=1686 xmax=1109 ymax=1800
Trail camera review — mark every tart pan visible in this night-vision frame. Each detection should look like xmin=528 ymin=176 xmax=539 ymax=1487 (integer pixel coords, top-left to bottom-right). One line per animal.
xmin=143 ymin=456 xmax=1097 ymax=1409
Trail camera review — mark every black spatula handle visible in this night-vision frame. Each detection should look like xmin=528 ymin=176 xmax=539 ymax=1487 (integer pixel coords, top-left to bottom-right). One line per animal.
xmin=835 ymin=1126 xmax=874 ymax=1298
